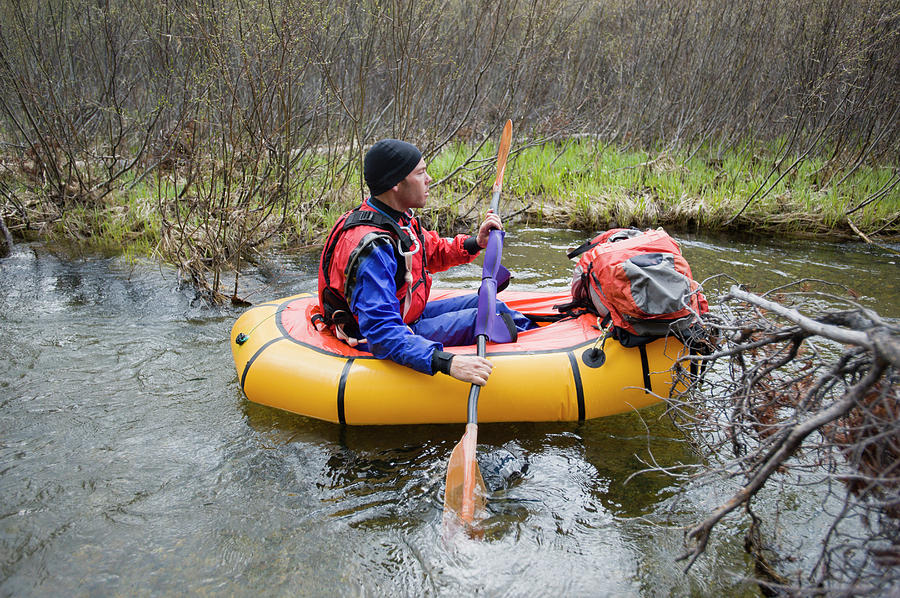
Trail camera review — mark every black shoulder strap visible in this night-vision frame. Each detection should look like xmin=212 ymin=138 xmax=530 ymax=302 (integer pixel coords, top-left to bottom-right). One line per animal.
xmin=344 ymin=208 xmax=429 ymax=279
xmin=342 ymin=209 xmax=415 ymax=253
xmin=567 ymin=238 xmax=600 ymax=260
xmin=322 ymin=207 xmax=413 ymax=290
xmin=346 ymin=232 xmax=406 ymax=292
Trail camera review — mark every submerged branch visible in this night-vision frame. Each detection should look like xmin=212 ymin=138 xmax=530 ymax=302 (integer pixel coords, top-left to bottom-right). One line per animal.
xmin=848 ymin=218 xmax=900 ymax=256
xmin=0 ymin=213 xmax=12 ymax=257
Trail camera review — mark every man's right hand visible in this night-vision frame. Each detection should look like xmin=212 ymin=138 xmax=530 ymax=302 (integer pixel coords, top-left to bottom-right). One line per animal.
xmin=475 ymin=211 xmax=503 ymax=249
xmin=448 ymin=355 xmax=493 ymax=386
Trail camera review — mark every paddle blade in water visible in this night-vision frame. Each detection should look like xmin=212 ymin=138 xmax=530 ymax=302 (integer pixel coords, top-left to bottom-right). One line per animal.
xmin=443 ymin=423 xmax=487 ymax=525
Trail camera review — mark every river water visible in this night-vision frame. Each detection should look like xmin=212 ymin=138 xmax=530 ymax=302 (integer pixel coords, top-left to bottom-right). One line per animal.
xmin=1 ymin=230 xmax=897 ymax=597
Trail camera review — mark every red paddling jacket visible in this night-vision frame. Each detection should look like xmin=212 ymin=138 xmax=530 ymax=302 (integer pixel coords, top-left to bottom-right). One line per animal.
xmin=317 ymin=198 xmax=479 ymax=341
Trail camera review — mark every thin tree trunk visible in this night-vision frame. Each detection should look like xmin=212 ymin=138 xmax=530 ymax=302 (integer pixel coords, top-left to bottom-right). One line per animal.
xmin=0 ymin=213 xmax=12 ymax=258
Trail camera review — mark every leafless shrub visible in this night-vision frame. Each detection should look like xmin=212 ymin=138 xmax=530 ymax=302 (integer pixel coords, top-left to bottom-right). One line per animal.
xmin=0 ymin=0 xmax=897 ymax=294
xmin=0 ymin=1 xmax=162 ymax=209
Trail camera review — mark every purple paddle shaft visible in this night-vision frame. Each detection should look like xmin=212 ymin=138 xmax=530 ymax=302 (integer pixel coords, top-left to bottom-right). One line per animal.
xmin=474 ymin=229 xmax=515 ymax=343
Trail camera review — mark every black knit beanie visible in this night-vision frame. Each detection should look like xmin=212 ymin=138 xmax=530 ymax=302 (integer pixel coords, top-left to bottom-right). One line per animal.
xmin=364 ymin=139 xmax=422 ymax=196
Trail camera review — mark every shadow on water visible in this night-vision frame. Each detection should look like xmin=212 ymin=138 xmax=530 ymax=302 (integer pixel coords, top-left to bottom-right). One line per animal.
xmin=240 ymin=395 xmax=697 ymax=538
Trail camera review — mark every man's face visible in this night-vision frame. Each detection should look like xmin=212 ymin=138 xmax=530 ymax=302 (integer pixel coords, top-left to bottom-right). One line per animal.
xmin=394 ymin=159 xmax=431 ymax=211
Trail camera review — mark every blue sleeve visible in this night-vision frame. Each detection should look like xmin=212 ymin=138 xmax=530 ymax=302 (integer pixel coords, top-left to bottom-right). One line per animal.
xmin=349 ymin=242 xmax=442 ymax=375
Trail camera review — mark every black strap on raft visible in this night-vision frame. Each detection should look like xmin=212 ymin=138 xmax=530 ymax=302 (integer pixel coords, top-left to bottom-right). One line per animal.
xmin=337 ymin=358 xmax=354 ymax=424
xmin=551 ymin=301 xmax=593 ymax=317
xmin=310 ymin=312 xmax=326 ymax=330
xmin=319 ymin=288 xmax=363 ymax=339
xmin=638 ymin=344 xmax=652 ymax=392
xmin=566 ymin=351 xmax=587 ymax=421
xmin=525 ymin=312 xmax=571 ymax=324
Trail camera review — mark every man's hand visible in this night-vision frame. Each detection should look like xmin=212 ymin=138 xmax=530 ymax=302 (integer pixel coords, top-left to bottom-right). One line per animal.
xmin=475 ymin=211 xmax=503 ymax=249
xmin=448 ymin=354 xmax=493 ymax=385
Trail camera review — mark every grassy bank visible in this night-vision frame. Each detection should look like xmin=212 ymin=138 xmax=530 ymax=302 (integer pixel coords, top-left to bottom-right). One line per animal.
xmin=1 ymin=137 xmax=896 ymax=297
xmin=427 ymin=138 xmax=898 ymax=238
xmin=7 ymin=138 xmax=898 ymax=247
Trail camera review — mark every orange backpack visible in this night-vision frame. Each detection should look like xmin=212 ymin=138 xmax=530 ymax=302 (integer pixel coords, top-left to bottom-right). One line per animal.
xmin=564 ymin=228 xmax=709 ymax=346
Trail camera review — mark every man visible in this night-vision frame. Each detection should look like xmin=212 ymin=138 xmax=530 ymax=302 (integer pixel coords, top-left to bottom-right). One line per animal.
xmin=318 ymin=139 xmax=535 ymax=386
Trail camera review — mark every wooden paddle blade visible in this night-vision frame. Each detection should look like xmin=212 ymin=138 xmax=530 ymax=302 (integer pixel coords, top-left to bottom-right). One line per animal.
xmin=443 ymin=423 xmax=487 ymax=524
xmin=492 ymin=119 xmax=512 ymax=194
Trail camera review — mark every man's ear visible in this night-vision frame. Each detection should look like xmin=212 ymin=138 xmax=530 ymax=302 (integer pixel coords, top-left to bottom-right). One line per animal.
xmin=374 ymin=186 xmax=398 ymax=200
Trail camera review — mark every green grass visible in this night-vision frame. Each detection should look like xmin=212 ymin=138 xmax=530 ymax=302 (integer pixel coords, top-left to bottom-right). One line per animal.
xmin=47 ymin=194 xmax=158 ymax=255
xmin=10 ymin=136 xmax=898 ymax=266
xmin=425 ymin=137 xmax=899 ymax=236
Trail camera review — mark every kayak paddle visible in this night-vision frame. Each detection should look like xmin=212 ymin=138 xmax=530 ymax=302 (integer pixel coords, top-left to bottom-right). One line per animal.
xmin=443 ymin=119 xmax=513 ymax=530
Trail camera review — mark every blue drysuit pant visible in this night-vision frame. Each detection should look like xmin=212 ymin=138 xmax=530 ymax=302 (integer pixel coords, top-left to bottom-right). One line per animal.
xmin=410 ymin=294 xmax=536 ymax=347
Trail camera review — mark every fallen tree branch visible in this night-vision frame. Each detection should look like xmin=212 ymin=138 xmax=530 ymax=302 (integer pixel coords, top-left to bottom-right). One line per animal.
xmin=678 ymin=360 xmax=885 ymax=569
xmin=661 ymin=282 xmax=900 ymax=595
xmin=726 ymin=285 xmax=900 ymax=368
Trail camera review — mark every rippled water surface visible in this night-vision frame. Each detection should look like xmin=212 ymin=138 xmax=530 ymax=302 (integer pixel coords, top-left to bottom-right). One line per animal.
xmin=1 ymin=231 xmax=897 ymax=597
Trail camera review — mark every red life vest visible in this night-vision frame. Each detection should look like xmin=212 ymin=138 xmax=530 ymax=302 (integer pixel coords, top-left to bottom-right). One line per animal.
xmin=317 ymin=201 xmax=429 ymax=339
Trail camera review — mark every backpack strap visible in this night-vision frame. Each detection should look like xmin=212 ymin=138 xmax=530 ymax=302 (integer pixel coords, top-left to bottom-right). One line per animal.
xmin=566 ymin=238 xmax=600 ymax=260
xmin=566 ymin=228 xmax=642 ymax=259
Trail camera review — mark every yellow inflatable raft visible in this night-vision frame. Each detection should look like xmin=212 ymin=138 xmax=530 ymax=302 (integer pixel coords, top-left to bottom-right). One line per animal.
xmin=230 ymin=289 xmax=693 ymax=425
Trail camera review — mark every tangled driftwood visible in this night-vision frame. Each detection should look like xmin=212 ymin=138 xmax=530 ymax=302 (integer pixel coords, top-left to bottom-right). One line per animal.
xmin=663 ymin=280 xmax=899 ymax=595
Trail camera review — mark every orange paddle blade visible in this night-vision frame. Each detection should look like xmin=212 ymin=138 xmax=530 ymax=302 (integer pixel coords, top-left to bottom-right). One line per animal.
xmin=492 ymin=119 xmax=512 ymax=194
xmin=443 ymin=423 xmax=487 ymax=524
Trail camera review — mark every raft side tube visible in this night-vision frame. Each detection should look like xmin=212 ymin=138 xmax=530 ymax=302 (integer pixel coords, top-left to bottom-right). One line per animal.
xmin=341 ymin=349 xmax=584 ymax=425
xmin=229 ymin=292 xmax=687 ymax=425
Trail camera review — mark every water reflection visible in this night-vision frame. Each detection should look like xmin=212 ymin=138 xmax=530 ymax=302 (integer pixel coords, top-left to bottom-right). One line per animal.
xmin=237 ymin=415 xmax=687 ymax=594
